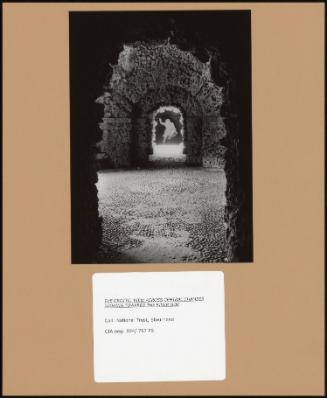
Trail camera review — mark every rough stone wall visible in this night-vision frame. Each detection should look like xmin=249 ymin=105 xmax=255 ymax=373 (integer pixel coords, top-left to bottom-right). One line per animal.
xmin=94 ymin=41 xmax=249 ymax=262
xmin=202 ymin=114 xmax=226 ymax=168
xmin=96 ymin=42 xmax=226 ymax=168
xmin=138 ymin=86 xmax=201 ymax=117
xmin=71 ymin=110 xmax=102 ymax=263
xmin=97 ymin=118 xmax=132 ymax=167
xmin=223 ymin=116 xmax=240 ymax=261
xmin=184 ymin=117 xmax=202 ymax=165
xmin=109 ymin=42 xmax=223 ymax=111
xmin=223 ymin=115 xmax=253 ymax=262
xmin=131 ymin=117 xmax=150 ymax=165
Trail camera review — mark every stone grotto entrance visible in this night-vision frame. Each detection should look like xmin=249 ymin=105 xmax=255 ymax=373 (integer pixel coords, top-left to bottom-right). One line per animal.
xmin=70 ymin=12 xmax=253 ymax=264
xmin=95 ymin=41 xmax=226 ymax=169
xmin=94 ymin=41 xmax=231 ymax=263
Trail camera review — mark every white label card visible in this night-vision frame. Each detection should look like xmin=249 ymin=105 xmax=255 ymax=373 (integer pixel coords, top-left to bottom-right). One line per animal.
xmin=92 ymin=271 xmax=225 ymax=383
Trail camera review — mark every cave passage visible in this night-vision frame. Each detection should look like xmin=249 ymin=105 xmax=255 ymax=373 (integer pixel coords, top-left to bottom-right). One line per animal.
xmin=70 ymin=13 xmax=253 ymax=264
xmin=93 ymin=41 xmax=230 ymax=263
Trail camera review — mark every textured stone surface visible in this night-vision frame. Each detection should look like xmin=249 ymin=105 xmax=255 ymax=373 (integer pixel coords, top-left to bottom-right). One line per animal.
xmin=71 ymin=15 xmax=253 ymax=264
xmin=96 ymin=42 xmax=226 ymax=168
xmin=95 ymin=168 xmax=227 ymax=263
xmin=93 ymin=42 xmax=250 ymax=262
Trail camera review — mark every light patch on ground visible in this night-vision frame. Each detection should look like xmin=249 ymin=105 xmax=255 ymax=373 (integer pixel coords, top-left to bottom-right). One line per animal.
xmin=95 ymin=167 xmax=227 ymax=263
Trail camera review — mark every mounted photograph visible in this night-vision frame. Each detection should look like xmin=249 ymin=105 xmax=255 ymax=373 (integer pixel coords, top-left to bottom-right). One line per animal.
xmin=69 ymin=10 xmax=253 ymax=264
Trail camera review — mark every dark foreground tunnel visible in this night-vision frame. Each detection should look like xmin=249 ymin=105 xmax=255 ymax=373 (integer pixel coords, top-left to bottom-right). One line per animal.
xmin=70 ymin=10 xmax=253 ymax=263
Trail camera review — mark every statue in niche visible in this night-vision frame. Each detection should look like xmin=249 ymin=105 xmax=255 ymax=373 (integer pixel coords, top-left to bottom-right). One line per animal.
xmin=158 ymin=118 xmax=178 ymax=143
xmin=154 ymin=111 xmax=183 ymax=145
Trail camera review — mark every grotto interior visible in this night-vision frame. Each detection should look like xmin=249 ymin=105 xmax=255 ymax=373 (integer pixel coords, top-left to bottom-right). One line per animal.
xmin=70 ymin=11 xmax=253 ymax=264
xmin=95 ymin=42 xmax=226 ymax=169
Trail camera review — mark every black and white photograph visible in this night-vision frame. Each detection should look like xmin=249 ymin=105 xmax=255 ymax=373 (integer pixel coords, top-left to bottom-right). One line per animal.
xmin=70 ymin=10 xmax=253 ymax=264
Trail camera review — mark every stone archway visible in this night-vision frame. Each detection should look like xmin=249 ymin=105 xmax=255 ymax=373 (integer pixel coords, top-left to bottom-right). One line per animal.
xmin=131 ymin=86 xmax=202 ymax=166
xmin=90 ymin=40 xmax=250 ymax=262
xmin=95 ymin=42 xmax=226 ymax=169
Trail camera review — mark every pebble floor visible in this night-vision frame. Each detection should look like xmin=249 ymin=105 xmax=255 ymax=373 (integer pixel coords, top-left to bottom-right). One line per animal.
xmin=95 ymin=167 xmax=227 ymax=263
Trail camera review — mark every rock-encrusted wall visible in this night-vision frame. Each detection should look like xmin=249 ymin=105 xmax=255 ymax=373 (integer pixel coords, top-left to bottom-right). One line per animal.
xmin=223 ymin=116 xmax=241 ymax=261
xmin=202 ymin=113 xmax=227 ymax=168
xmin=131 ymin=117 xmax=150 ymax=166
xmin=223 ymin=115 xmax=253 ymax=262
xmin=97 ymin=117 xmax=132 ymax=167
xmin=96 ymin=42 xmax=226 ymax=169
xmin=70 ymin=107 xmax=102 ymax=263
xmin=184 ymin=117 xmax=202 ymax=165
xmin=93 ymin=40 xmax=251 ymax=262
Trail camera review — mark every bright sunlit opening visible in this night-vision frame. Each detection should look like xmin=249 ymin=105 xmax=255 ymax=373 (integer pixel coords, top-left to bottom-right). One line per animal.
xmin=151 ymin=106 xmax=185 ymax=159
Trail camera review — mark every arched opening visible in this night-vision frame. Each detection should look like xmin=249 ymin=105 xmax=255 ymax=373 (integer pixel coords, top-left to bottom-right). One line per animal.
xmin=149 ymin=105 xmax=186 ymax=164
xmin=70 ymin=11 xmax=253 ymax=265
xmin=93 ymin=41 xmax=230 ymax=263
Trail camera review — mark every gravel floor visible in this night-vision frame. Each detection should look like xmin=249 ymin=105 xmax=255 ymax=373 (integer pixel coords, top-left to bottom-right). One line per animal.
xmin=95 ymin=167 xmax=227 ymax=263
